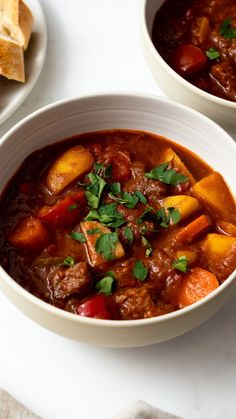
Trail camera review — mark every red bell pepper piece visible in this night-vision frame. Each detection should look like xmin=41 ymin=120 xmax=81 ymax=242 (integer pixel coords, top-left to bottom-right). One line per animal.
xmin=76 ymin=295 xmax=111 ymax=320
xmin=170 ymin=44 xmax=207 ymax=77
xmin=37 ymin=191 xmax=86 ymax=228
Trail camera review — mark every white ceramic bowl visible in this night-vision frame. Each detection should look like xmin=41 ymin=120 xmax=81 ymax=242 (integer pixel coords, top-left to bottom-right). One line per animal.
xmin=141 ymin=0 xmax=236 ymax=136
xmin=0 ymin=93 xmax=236 ymax=348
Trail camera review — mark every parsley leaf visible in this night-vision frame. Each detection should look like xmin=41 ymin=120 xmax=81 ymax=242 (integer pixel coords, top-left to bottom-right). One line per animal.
xmin=122 ymin=192 xmax=139 ymax=209
xmin=220 ymin=17 xmax=236 ymax=40
xmin=206 ymin=47 xmax=220 ymax=60
xmin=110 ymin=182 xmax=121 ymax=195
xmin=95 ymin=232 xmax=119 ymax=260
xmin=156 ymin=207 xmax=180 ymax=228
xmin=109 ymin=189 xmax=139 ymax=209
xmin=70 ymin=231 xmax=86 ymax=243
xmin=137 ymin=206 xmax=155 ymax=224
xmin=94 ymin=162 xmax=105 ymax=173
xmin=133 ymin=260 xmax=148 ymax=281
xmin=141 ymin=235 xmax=152 ymax=256
xmin=123 ymin=226 xmax=134 ymax=245
xmin=62 ymin=256 xmax=75 ymax=267
xmin=85 ymin=173 xmax=107 ymax=209
xmin=145 ymin=162 xmax=188 ymax=185
xmin=87 ymin=227 xmax=101 ymax=235
xmin=85 ymin=203 xmax=126 ymax=228
xmin=135 ymin=191 xmax=147 ymax=204
xmin=173 ymin=256 xmax=188 ymax=273
xmin=93 ymin=163 xmax=112 ymax=178
xmin=67 ymin=203 xmax=78 ymax=212
xmin=96 ymin=275 xmax=115 ymax=295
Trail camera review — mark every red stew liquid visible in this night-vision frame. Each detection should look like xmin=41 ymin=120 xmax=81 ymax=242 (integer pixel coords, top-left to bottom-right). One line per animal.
xmin=0 ymin=130 xmax=236 ymax=320
xmin=152 ymin=0 xmax=236 ymax=102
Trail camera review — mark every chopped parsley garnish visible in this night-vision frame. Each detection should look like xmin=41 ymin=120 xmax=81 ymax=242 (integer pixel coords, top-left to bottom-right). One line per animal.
xmin=85 ymin=173 xmax=107 ymax=209
xmin=94 ymin=162 xmax=105 ymax=173
xmin=85 ymin=203 xmax=126 ymax=228
xmin=109 ymin=183 xmax=146 ymax=209
xmin=173 ymin=256 xmax=188 ymax=273
xmin=70 ymin=231 xmax=86 ymax=243
xmin=122 ymin=192 xmax=139 ymax=209
xmin=137 ymin=206 xmax=155 ymax=224
xmin=93 ymin=163 xmax=112 ymax=178
xmin=123 ymin=226 xmax=133 ymax=245
xmin=145 ymin=162 xmax=188 ymax=185
xmin=206 ymin=47 xmax=220 ymax=60
xmin=110 ymin=182 xmax=121 ymax=195
xmin=135 ymin=191 xmax=147 ymax=204
xmin=67 ymin=203 xmax=78 ymax=211
xmin=109 ymin=189 xmax=139 ymax=209
xmin=62 ymin=256 xmax=75 ymax=267
xmin=87 ymin=227 xmax=101 ymax=235
xmin=220 ymin=18 xmax=236 ymax=40
xmin=156 ymin=207 xmax=180 ymax=228
xmin=95 ymin=231 xmax=119 ymax=260
xmin=96 ymin=275 xmax=115 ymax=295
xmin=133 ymin=260 xmax=148 ymax=281
xmin=141 ymin=235 xmax=152 ymax=256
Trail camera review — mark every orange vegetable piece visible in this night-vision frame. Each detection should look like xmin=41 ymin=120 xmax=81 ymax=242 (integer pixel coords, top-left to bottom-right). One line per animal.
xmin=8 ymin=216 xmax=50 ymax=251
xmin=192 ymin=172 xmax=236 ymax=223
xmin=216 ymin=221 xmax=236 ymax=237
xmin=177 ymin=267 xmax=219 ymax=308
xmin=202 ymin=234 xmax=236 ymax=281
xmin=175 ymin=214 xmax=211 ymax=245
xmin=175 ymin=250 xmax=198 ymax=265
xmin=46 ymin=145 xmax=94 ymax=195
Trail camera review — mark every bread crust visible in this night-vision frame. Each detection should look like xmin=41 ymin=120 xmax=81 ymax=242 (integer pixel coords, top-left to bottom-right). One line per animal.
xmin=0 ymin=0 xmax=33 ymax=50
xmin=0 ymin=33 xmax=25 ymax=82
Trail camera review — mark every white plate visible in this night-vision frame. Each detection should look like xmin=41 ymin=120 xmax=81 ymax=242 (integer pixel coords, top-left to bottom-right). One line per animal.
xmin=0 ymin=0 xmax=47 ymax=125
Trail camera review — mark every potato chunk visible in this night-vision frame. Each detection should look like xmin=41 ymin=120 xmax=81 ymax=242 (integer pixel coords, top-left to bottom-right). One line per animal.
xmin=203 ymin=234 xmax=236 ymax=281
xmin=8 ymin=216 xmax=50 ymax=251
xmin=161 ymin=148 xmax=196 ymax=184
xmin=46 ymin=146 xmax=94 ymax=195
xmin=161 ymin=195 xmax=200 ymax=221
xmin=80 ymin=221 xmax=124 ymax=267
xmin=192 ymin=173 xmax=236 ymax=223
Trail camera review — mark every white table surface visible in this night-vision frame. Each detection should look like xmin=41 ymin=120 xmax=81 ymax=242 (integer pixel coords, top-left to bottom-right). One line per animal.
xmin=0 ymin=1 xmax=236 ymax=418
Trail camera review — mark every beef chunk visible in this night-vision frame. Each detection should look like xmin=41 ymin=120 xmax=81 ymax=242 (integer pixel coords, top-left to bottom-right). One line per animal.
xmin=113 ymin=287 xmax=157 ymax=320
xmin=145 ymin=248 xmax=174 ymax=290
xmin=210 ymin=60 xmax=236 ymax=101
xmin=48 ymin=262 xmax=92 ymax=300
xmin=112 ymin=258 xmax=137 ymax=289
xmin=117 ymin=204 xmax=155 ymax=242
xmin=124 ymin=161 xmax=167 ymax=205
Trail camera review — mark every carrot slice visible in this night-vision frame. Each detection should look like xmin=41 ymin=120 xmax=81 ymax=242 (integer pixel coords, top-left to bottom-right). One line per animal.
xmin=177 ymin=267 xmax=219 ymax=308
xmin=175 ymin=214 xmax=211 ymax=245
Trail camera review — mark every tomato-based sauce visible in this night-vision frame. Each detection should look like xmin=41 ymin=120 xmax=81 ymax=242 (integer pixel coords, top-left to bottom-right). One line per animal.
xmin=152 ymin=0 xmax=236 ymax=102
xmin=0 ymin=130 xmax=236 ymax=320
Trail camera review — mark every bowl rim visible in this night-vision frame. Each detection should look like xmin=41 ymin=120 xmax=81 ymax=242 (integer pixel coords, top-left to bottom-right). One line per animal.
xmin=141 ymin=0 xmax=236 ymax=110
xmin=0 ymin=91 xmax=236 ymax=329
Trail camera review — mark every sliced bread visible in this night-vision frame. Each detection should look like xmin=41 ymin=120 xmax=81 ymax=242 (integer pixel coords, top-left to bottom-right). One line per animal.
xmin=0 ymin=32 xmax=25 ymax=82
xmin=0 ymin=0 xmax=33 ymax=50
